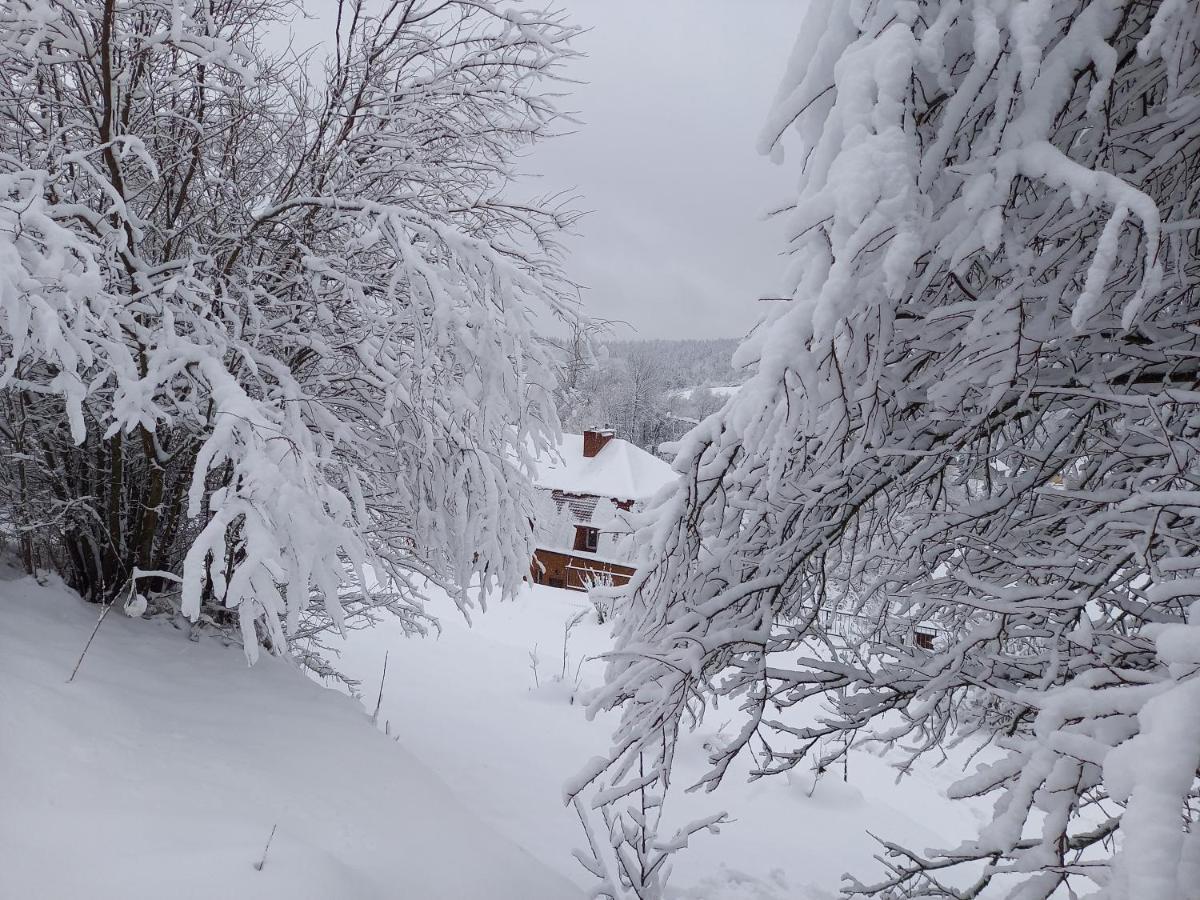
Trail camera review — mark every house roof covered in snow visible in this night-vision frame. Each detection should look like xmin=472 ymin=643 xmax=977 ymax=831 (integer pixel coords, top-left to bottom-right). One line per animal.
xmin=531 ymin=432 xmax=675 ymax=502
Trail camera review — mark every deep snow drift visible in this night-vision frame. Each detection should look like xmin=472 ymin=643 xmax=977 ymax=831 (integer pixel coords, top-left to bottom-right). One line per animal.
xmin=1 ymin=563 xmax=985 ymax=899
xmin=325 ymin=583 xmax=987 ymax=899
xmin=0 ymin=564 xmax=581 ymax=900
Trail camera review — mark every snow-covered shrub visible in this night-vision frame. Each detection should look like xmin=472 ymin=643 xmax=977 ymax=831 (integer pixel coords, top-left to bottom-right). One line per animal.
xmin=586 ymin=577 xmax=616 ymax=625
xmin=0 ymin=0 xmax=578 ymax=660
xmin=529 ymin=609 xmax=589 ymax=700
xmin=576 ymin=2 xmax=1200 ymax=898
xmin=571 ymin=777 xmax=728 ymax=900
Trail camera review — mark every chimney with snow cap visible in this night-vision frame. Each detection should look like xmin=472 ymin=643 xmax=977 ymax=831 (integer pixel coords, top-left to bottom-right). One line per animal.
xmin=583 ymin=427 xmax=615 ymax=458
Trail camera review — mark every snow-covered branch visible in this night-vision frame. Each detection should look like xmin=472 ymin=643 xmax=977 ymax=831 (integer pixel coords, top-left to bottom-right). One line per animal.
xmin=579 ymin=2 xmax=1200 ymax=897
xmin=0 ymin=0 xmax=580 ymax=658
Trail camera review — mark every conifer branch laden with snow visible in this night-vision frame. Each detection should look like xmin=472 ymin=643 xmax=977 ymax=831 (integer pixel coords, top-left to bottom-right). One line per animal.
xmin=578 ymin=2 xmax=1200 ymax=898
xmin=0 ymin=0 xmax=580 ymax=659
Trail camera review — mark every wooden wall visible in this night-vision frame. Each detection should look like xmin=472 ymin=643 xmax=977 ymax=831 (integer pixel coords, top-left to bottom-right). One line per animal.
xmin=530 ymin=549 xmax=635 ymax=592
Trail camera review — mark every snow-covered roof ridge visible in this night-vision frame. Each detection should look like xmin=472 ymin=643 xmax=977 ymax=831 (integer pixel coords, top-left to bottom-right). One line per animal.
xmin=532 ymin=432 xmax=675 ymax=501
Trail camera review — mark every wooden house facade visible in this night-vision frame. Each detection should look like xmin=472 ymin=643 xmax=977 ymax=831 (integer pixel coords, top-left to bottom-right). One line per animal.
xmin=528 ymin=429 xmax=674 ymax=592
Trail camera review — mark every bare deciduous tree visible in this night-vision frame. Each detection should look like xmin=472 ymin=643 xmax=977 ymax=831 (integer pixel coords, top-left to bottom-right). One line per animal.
xmin=0 ymin=0 xmax=579 ymax=660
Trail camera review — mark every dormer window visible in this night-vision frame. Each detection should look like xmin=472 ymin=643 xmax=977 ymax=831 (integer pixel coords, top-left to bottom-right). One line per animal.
xmin=574 ymin=525 xmax=599 ymax=553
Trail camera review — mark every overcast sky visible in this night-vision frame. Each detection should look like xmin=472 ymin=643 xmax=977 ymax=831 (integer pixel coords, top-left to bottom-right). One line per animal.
xmin=285 ymin=2 xmax=806 ymax=341
xmin=525 ymin=1 xmax=806 ymax=340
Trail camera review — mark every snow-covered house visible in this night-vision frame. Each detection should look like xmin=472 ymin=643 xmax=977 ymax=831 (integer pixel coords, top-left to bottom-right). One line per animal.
xmin=529 ymin=428 xmax=674 ymax=591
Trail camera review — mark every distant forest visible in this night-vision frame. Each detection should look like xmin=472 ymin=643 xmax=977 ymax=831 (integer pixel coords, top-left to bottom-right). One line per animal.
xmin=603 ymin=338 xmax=743 ymax=391
xmin=554 ymin=336 xmax=750 ymax=457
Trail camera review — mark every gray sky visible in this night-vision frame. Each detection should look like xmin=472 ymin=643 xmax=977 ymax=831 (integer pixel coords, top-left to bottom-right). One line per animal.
xmin=526 ymin=1 xmax=805 ymax=339
xmin=285 ymin=2 xmax=806 ymax=340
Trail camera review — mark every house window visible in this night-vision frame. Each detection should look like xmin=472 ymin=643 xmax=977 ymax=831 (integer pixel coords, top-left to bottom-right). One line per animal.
xmin=914 ymin=630 xmax=935 ymax=651
xmin=574 ymin=525 xmax=599 ymax=553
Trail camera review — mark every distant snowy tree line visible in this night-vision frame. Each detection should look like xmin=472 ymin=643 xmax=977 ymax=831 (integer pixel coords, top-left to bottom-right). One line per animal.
xmin=606 ymin=338 xmax=743 ymax=392
xmin=0 ymin=0 xmax=579 ymax=660
xmin=552 ymin=331 xmax=745 ymax=456
xmin=575 ymin=2 xmax=1200 ymax=899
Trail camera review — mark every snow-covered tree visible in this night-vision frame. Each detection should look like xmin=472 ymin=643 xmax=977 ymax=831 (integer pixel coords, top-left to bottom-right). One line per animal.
xmin=0 ymin=0 xmax=579 ymax=660
xmin=558 ymin=342 xmax=692 ymax=457
xmin=575 ymin=2 xmax=1200 ymax=898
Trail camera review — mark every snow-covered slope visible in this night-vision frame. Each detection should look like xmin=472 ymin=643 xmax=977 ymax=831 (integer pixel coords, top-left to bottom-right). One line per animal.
xmin=326 ymin=584 xmax=988 ymax=899
xmin=0 ymin=566 xmax=582 ymax=900
xmin=0 ymin=563 xmax=989 ymax=900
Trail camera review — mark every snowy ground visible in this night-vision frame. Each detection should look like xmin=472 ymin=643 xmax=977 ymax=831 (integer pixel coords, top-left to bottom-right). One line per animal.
xmin=0 ymin=566 xmax=582 ymax=900
xmin=1 ymin=564 xmax=987 ymax=899
xmin=666 ymin=384 xmax=744 ymax=401
xmin=324 ymin=583 xmax=989 ymax=899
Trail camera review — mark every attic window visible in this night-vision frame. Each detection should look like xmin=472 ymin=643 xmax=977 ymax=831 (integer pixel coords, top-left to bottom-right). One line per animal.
xmin=913 ymin=629 xmax=935 ymax=651
xmin=575 ymin=525 xmax=599 ymax=553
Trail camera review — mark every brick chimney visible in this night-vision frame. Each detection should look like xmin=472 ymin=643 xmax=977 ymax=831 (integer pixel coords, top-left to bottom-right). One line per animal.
xmin=582 ymin=427 xmax=615 ymax=458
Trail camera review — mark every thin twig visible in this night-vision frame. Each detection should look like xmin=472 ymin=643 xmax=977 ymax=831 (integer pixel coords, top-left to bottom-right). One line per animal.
xmin=253 ymin=823 xmax=277 ymax=871
xmin=67 ymin=594 xmax=118 ymax=684
xmin=370 ymin=650 xmax=389 ymax=725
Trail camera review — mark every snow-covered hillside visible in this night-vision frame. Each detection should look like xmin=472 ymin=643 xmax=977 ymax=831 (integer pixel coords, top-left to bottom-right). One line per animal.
xmin=0 ymin=565 xmax=581 ymax=900
xmin=324 ymin=583 xmax=988 ymax=899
